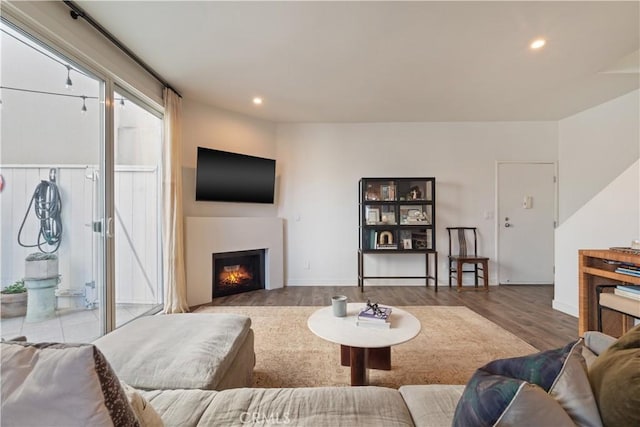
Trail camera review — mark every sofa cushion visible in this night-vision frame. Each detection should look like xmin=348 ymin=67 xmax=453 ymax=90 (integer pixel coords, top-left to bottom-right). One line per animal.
xmin=197 ymin=386 xmax=414 ymax=426
xmin=582 ymin=331 xmax=616 ymax=367
xmin=453 ymin=340 xmax=602 ymax=427
xmin=1 ymin=341 xmax=139 ymax=427
xmin=399 ymin=384 xmax=464 ymax=427
xmin=121 ymin=382 xmax=164 ymax=427
xmin=588 ymin=324 xmax=640 ymax=427
xmin=93 ymin=313 xmax=252 ymax=390
xmin=139 ymin=389 xmax=218 ymax=427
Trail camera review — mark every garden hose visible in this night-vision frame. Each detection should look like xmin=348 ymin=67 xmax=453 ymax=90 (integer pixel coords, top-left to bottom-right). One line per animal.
xmin=17 ymin=179 xmax=63 ymax=253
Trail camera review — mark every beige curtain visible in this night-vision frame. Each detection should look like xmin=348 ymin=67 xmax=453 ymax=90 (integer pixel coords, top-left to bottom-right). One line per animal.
xmin=162 ymin=88 xmax=189 ymax=313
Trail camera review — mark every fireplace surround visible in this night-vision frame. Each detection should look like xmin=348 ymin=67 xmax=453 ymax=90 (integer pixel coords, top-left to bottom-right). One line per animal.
xmin=185 ymin=217 xmax=284 ymax=307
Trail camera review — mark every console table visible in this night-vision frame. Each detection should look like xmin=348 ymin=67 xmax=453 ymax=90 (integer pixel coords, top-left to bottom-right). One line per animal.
xmin=578 ymin=249 xmax=639 ymax=337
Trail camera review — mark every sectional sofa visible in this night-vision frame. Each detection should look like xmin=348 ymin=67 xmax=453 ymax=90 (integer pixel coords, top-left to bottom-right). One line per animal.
xmin=2 ymin=313 xmax=638 ymax=427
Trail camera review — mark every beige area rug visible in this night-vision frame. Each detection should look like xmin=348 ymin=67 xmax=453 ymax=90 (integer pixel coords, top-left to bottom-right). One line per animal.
xmin=195 ymin=305 xmax=537 ymax=389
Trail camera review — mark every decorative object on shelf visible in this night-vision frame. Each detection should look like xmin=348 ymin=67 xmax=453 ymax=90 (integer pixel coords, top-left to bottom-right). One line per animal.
xmin=609 ymin=247 xmax=640 ymax=256
xmin=381 ymin=212 xmax=395 ymax=224
xmin=408 ymin=209 xmax=428 ymax=223
xmin=408 ymin=185 xmax=422 ymax=200
xmin=400 ymin=207 xmax=430 ymax=225
xmin=378 ymin=231 xmax=393 ymax=245
xmin=402 ymin=238 xmax=412 ymax=250
xmin=412 ymin=231 xmax=430 ymax=250
xmin=380 ymin=184 xmax=396 ymax=201
xmin=365 ymin=184 xmax=379 ymax=201
xmin=377 ymin=231 xmax=397 ymax=249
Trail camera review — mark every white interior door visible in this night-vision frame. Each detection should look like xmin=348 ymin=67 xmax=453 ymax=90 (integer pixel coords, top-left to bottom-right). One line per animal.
xmin=497 ymin=162 xmax=555 ymax=284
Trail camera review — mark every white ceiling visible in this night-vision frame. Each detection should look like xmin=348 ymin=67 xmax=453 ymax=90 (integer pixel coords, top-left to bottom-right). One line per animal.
xmin=77 ymin=1 xmax=639 ymax=123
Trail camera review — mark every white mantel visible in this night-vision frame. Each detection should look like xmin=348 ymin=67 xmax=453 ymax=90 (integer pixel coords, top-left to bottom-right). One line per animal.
xmin=185 ymin=217 xmax=284 ymax=307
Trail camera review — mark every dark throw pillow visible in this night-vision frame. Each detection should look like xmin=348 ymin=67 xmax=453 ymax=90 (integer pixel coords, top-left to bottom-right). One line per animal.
xmin=589 ymin=324 xmax=640 ymax=427
xmin=453 ymin=339 xmax=602 ymax=427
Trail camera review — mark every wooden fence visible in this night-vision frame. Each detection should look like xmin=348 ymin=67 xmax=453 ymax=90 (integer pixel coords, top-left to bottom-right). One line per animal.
xmin=0 ymin=165 xmax=161 ymax=306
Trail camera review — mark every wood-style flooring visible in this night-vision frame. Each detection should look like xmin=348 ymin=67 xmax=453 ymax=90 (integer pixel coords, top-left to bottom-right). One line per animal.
xmin=199 ymin=285 xmax=578 ymax=351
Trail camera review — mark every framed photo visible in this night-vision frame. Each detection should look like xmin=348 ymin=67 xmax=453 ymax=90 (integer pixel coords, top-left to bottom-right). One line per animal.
xmin=366 ymin=207 xmax=380 ymax=225
xmin=402 ymin=238 xmax=412 ymax=249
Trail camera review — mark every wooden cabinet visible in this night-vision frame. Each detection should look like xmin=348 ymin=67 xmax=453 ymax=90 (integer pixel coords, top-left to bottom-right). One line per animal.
xmin=358 ymin=178 xmax=437 ymax=291
xmin=578 ymin=249 xmax=640 ymax=336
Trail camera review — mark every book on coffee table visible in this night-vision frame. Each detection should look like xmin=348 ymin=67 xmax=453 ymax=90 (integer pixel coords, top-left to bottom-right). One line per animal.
xmin=358 ymin=304 xmax=392 ymax=324
xmin=356 ymin=318 xmax=391 ymax=329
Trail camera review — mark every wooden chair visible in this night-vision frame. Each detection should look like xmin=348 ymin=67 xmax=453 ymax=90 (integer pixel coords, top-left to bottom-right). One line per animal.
xmin=447 ymin=227 xmax=489 ymax=292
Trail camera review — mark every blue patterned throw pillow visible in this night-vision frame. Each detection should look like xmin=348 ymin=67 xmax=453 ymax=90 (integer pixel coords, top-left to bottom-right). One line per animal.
xmin=453 ymin=339 xmax=602 ymax=427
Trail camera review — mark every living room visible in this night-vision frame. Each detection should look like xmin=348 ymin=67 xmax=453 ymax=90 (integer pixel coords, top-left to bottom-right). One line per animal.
xmin=1 ymin=2 xmax=639 ymax=426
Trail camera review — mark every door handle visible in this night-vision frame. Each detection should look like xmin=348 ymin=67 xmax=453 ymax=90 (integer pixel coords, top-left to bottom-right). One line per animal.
xmin=106 ymin=217 xmax=114 ymax=238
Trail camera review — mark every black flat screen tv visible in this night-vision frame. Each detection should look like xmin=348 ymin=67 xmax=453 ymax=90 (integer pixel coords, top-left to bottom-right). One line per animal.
xmin=195 ymin=147 xmax=276 ymax=204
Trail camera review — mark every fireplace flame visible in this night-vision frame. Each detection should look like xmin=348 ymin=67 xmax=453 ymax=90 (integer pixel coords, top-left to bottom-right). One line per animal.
xmin=220 ymin=264 xmax=253 ymax=286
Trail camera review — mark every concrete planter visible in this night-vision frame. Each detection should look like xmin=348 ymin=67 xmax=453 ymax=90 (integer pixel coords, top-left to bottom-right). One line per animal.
xmin=25 ymin=255 xmax=58 ymax=280
xmin=25 ymin=277 xmax=59 ymax=323
xmin=1 ymin=292 xmax=28 ymax=318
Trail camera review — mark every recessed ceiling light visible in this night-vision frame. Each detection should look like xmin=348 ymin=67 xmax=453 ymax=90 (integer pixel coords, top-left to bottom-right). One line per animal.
xmin=253 ymin=97 xmax=263 ymax=105
xmin=530 ymin=39 xmax=546 ymax=50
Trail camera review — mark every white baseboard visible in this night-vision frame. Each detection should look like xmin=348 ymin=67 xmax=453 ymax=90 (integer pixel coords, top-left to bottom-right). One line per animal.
xmin=286 ymin=280 xmax=429 ymax=286
xmin=552 ymin=299 xmax=578 ymax=318
xmin=285 ymin=281 xmax=357 ymax=287
xmin=283 ymin=280 xmax=498 ymax=287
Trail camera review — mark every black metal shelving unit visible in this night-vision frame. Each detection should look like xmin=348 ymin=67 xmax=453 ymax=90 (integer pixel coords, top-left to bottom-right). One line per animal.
xmin=358 ymin=177 xmax=438 ymax=292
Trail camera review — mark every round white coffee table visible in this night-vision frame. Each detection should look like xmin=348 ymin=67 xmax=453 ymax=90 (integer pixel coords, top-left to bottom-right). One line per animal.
xmin=307 ymin=303 xmax=421 ymax=386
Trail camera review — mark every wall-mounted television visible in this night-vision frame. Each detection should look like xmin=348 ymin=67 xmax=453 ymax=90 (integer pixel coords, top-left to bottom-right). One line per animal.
xmin=195 ymin=147 xmax=276 ymax=204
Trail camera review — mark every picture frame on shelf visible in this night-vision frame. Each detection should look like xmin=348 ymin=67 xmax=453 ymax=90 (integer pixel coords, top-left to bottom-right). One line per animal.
xmin=366 ymin=207 xmax=380 ymax=225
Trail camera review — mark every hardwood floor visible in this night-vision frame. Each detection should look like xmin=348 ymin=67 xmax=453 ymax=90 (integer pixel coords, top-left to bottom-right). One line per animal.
xmin=200 ymin=285 xmax=578 ymax=351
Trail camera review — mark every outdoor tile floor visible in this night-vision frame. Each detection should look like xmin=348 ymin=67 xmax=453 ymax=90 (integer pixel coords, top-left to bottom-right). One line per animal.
xmin=1 ymin=304 xmax=155 ymax=343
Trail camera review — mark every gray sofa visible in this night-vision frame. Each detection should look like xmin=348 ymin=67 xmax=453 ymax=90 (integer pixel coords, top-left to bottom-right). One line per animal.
xmin=132 ymin=328 xmax=615 ymax=427
xmin=1 ymin=313 xmax=633 ymax=427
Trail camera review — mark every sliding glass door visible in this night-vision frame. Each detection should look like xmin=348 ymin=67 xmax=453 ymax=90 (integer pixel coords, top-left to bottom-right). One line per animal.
xmin=0 ymin=19 xmax=163 ymax=340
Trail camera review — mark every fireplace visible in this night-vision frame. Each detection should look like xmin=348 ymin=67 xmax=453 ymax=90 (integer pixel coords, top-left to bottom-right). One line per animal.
xmin=212 ymin=249 xmax=265 ymax=298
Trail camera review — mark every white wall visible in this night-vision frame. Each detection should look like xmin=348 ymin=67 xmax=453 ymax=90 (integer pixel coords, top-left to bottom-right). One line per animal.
xmin=181 ymin=99 xmax=279 ymax=218
xmin=554 ymin=162 xmax=639 ymax=316
xmin=276 ymin=122 xmax=558 ymax=286
xmin=558 ymin=91 xmax=639 ymax=223
xmin=554 ymin=90 xmax=640 ymax=316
